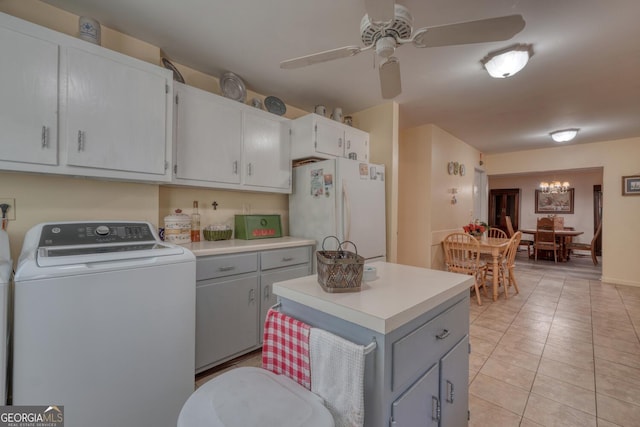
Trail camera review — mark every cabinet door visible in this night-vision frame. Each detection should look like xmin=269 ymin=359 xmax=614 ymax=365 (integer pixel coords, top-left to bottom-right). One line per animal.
xmin=243 ymin=111 xmax=291 ymax=190
xmin=391 ymin=363 xmax=440 ymax=427
xmin=174 ymin=83 xmax=242 ymax=184
xmin=440 ymin=335 xmax=469 ymax=427
xmin=259 ymin=265 xmax=311 ymax=343
xmin=64 ymin=47 xmax=168 ymax=175
xmin=0 ymin=26 xmax=58 ymax=166
xmin=344 ymin=127 xmax=369 ymax=161
xmin=195 ymin=275 xmax=259 ymax=370
xmin=315 ymin=119 xmax=345 ymax=157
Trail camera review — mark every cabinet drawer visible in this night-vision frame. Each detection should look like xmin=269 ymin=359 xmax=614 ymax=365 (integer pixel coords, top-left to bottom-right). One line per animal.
xmin=392 ymin=298 xmax=468 ymax=390
xmin=196 ymin=253 xmax=258 ymax=280
xmin=260 ymin=247 xmax=310 ymax=271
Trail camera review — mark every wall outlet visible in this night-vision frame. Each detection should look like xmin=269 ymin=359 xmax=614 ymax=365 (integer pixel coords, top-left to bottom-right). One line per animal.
xmin=0 ymin=198 xmax=16 ymax=221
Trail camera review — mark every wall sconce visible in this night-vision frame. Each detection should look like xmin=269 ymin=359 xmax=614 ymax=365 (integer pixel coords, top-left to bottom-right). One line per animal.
xmin=450 ymin=188 xmax=458 ymax=205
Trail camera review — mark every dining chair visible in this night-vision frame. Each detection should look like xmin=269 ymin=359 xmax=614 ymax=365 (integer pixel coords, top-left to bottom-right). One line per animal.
xmin=500 ymin=231 xmax=522 ymax=298
xmin=487 ymin=227 xmax=508 ymax=239
xmin=442 ymin=233 xmax=487 ymax=305
xmin=534 ymin=217 xmax=560 ymax=262
xmin=567 ymin=221 xmax=602 ymax=265
xmin=505 ymin=215 xmax=533 ymax=257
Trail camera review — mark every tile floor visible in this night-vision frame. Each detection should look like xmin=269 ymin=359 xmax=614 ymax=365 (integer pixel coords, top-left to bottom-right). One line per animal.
xmin=195 ymin=251 xmax=640 ymax=426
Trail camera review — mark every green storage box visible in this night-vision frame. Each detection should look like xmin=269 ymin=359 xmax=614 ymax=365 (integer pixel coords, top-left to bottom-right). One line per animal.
xmin=234 ymin=215 xmax=282 ymax=240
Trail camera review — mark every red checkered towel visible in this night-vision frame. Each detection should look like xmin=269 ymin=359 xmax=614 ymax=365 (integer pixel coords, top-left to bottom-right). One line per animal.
xmin=262 ymin=308 xmax=311 ymax=390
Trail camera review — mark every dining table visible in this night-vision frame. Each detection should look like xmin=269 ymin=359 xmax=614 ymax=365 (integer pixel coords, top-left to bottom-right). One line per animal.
xmin=457 ymin=236 xmax=511 ymax=302
xmin=519 ymin=228 xmax=584 ymax=262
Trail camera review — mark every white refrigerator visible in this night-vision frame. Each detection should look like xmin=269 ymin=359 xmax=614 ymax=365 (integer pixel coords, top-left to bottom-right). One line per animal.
xmin=289 ymin=158 xmax=386 ymax=263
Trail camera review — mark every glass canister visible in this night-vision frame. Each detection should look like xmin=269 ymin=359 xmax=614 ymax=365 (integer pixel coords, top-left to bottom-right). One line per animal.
xmin=164 ymin=209 xmax=191 ymax=244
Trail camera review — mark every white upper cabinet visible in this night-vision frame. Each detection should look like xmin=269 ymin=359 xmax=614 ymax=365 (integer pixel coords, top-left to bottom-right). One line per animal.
xmin=243 ymin=110 xmax=291 ymax=191
xmin=173 ymin=82 xmax=242 ymax=185
xmin=291 ymin=113 xmax=369 ymax=162
xmin=172 ymin=82 xmax=291 ymax=193
xmin=0 ymin=23 xmax=58 ymax=168
xmin=63 ymin=47 xmax=169 ymax=176
xmin=0 ymin=12 xmax=173 ymax=183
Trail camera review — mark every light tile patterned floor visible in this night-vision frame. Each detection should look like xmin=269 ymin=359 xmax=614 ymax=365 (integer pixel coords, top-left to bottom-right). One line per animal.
xmin=469 ymin=252 xmax=640 ymax=427
xmin=195 ymin=252 xmax=640 ymax=426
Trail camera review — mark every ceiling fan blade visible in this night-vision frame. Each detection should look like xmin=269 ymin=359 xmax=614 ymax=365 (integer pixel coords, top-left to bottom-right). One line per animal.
xmin=365 ymin=0 xmax=395 ymax=24
xmin=280 ymin=45 xmax=366 ymax=69
xmin=379 ymin=57 xmax=401 ymax=99
xmin=412 ymin=14 xmax=525 ymax=48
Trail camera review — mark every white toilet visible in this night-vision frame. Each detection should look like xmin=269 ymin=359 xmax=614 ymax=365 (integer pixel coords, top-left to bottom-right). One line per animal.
xmin=177 ymin=367 xmax=334 ymax=427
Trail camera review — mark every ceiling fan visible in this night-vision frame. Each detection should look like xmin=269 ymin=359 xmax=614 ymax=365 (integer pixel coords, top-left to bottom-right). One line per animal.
xmin=280 ymin=0 xmax=525 ymax=99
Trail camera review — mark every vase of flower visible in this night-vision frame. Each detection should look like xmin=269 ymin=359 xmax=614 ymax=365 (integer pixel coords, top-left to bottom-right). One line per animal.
xmin=463 ymin=221 xmax=487 ymax=238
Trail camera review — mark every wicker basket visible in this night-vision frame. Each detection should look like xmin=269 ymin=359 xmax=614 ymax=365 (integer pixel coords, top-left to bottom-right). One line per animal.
xmin=203 ymin=229 xmax=232 ymax=241
xmin=316 ymin=237 xmax=365 ymax=293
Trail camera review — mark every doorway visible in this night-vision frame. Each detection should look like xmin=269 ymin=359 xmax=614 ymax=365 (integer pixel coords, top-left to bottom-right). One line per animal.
xmin=489 ymin=188 xmax=521 ymax=232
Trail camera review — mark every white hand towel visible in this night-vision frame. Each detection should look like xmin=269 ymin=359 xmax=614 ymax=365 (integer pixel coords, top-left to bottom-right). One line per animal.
xmin=309 ymin=328 xmax=365 ymax=427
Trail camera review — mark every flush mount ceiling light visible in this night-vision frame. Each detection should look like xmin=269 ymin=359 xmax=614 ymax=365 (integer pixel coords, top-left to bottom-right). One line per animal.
xmin=550 ymin=128 xmax=580 ymax=142
xmin=481 ymin=43 xmax=533 ymax=78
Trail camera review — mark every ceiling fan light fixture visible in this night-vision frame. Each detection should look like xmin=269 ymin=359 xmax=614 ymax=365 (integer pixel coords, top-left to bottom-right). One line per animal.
xmin=550 ymin=128 xmax=579 ymax=142
xmin=481 ymin=43 xmax=533 ymax=78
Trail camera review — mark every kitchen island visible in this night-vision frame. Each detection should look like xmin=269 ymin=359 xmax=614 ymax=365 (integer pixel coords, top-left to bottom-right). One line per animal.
xmin=273 ymin=262 xmax=473 ymax=427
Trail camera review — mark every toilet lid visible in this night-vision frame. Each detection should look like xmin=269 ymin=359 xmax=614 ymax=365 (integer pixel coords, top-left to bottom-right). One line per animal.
xmin=178 ymin=367 xmax=334 ymax=427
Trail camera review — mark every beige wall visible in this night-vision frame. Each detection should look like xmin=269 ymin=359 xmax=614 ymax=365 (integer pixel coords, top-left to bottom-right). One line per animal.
xmin=489 ymin=169 xmax=603 ymax=243
xmin=352 ymin=102 xmax=399 ymax=262
xmin=486 ymin=138 xmax=640 ymax=287
xmin=397 ymin=124 xmax=482 ymax=270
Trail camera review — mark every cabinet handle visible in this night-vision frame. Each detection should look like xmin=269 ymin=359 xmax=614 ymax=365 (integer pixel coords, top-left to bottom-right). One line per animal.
xmin=77 ymin=130 xmax=83 ymax=151
xmin=264 ymin=285 xmax=270 ymax=300
xmin=338 ymin=137 xmax=343 ymax=148
xmin=436 ymin=329 xmax=450 ymax=340
xmin=247 ymin=163 xmax=253 ymax=176
xmin=431 ymin=396 xmax=441 ymax=421
xmin=281 ymin=256 xmax=294 ymax=262
xmin=249 ymin=288 xmax=256 ymax=303
xmin=41 ymin=126 xmax=48 ymax=148
xmin=233 ymin=160 xmax=238 ymax=174
xmin=446 ymin=380 xmax=455 ymax=403
xmin=346 ymin=139 xmax=351 ymax=149
xmin=218 ymin=266 xmax=235 ymax=272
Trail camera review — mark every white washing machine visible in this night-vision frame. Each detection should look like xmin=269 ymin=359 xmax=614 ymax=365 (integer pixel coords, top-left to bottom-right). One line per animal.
xmin=13 ymin=221 xmax=195 ymax=427
xmin=0 ymin=230 xmax=11 ymax=405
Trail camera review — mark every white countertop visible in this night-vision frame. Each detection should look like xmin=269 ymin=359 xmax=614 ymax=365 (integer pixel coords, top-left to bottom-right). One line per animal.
xmin=183 ymin=236 xmax=316 ymax=257
xmin=273 ymin=262 xmax=473 ymax=334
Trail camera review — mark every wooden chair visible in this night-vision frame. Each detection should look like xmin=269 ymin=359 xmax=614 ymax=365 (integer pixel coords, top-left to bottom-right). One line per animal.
xmin=505 ymin=215 xmax=533 ymax=257
xmin=500 ymin=231 xmax=522 ymax=298
xmin=567 ymin=222 xmax=602 ymax=265
xmin=487 ymin=227 xmax=508 ymax=239
xmin=534 ymin=217 xmax=560 ymax=263
xmin=442 ymin=233 xmax=487 ymax=305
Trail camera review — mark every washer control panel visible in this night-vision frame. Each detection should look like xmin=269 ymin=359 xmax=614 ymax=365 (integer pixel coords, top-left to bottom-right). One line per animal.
xmin=39 ymin=222 xmax=156 ymax=247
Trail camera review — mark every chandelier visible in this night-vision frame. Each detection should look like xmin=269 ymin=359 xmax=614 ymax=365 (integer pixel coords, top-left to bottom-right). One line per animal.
xmin=540 ymin=180 xmax=570 ymax=194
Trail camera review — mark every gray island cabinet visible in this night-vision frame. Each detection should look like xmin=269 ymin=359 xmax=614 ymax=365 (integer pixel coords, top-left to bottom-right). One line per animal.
xmin=273 ymin=262 xmax=473 ymax=427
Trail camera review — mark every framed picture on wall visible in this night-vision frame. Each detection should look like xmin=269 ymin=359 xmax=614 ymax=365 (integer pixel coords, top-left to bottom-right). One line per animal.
xmin=535 ymin=189 xmax=575 ymax=214
xmin=622 ymin=175 xmax=640 ymax=196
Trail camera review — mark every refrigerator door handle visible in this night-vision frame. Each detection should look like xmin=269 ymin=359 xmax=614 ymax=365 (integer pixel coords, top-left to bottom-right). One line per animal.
xmin=342 ymin=180 xmax=351 ymax=242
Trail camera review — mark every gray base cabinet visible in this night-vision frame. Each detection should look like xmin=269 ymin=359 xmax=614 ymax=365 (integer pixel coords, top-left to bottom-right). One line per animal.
xmin=195 ymin=245 xmax=312 ymax=373
xmin=279 ymin=292 xmax=469 ymax=427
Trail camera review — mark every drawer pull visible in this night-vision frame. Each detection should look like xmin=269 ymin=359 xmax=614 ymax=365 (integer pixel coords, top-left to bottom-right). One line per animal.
xmin=281 ymin=256 xmax=294 ymax=262
xmin=218 ymin=266 xmax=235 ymax=272
xmin=435 ymin=329 xmax=450 ymax=340
xmin=431 ymin=396 xmax=441 ymax=421
xmin=446 ymin=380 xmax=455 ymax=403
xmin=249 ymin=288 xmax=256 ymax=303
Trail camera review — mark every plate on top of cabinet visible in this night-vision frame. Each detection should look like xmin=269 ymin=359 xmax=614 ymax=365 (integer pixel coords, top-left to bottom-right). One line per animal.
xmin=220 ymin=72 xmax=247 ymax=103
xmin=264 ymin=96 xmax=286 ymax=116
xmin=161 ymin=58 xmax=185 ymax=84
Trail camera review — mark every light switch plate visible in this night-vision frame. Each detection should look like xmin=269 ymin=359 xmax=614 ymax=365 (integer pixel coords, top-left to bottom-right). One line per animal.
xmin=0 ymin=198 xmax=16 ymax=221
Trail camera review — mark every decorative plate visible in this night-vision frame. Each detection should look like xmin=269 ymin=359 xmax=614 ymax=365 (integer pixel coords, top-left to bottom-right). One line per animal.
xmin=264 ymin=96 xmax=286 ymax=116
xmin=453 ymin=162 xmax=460 ymax=175
xmin=459 ymin=163 xmax=466 ymax=176
xmin=220 ymin=72 xmax=247 ymax=103
xmin=161 ymin=58 xmax=185 ymax=84
xmin=447 ymin=161 xmax=454 ymax=175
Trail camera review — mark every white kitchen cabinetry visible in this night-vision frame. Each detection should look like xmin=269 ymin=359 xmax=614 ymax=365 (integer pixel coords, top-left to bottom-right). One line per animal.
xmin=173 ymin=82 xmax=292 ymax=193
xmin=195 ymin=245 xmax=312 ymax=373
xmin=0 ymin=19 xmax=58 ymax=169
xmin=291 ymin=113 xmax=369 ymax=162
xmin=0 ymin=12 xmax=173 ymax=183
